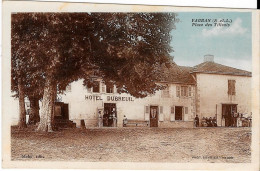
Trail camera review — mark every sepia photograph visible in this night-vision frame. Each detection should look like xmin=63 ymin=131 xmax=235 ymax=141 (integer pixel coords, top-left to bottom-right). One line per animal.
xmin=2 ymin=1 xmax=260 ymax=170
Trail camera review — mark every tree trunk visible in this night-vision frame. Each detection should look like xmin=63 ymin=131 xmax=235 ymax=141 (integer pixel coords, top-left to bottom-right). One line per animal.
xmin=36 ymin=75 xmax=56 ymax=132
xmin=28 ymin=97 xmax=40 ymax=125
xmin=18 ymin=77 xmax=27 ymax=129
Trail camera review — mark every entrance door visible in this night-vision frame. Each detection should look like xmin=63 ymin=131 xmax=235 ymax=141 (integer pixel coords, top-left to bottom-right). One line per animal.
xmin=175 ymin=106 xmax=183 ymax=120
xmin=103 ymin=103 xmax=117 ymax=127
xmin=222 ymin=104 xmax=237 ymax=127
xmin=150 ymin=106 xmax=158 ymax=127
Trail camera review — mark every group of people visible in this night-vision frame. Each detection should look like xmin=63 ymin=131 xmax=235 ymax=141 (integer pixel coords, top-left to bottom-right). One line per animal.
xmin=98 ymin=110 xmax=117 ymax=127
xmin=225 ymin=112 xmax=252 ymax=127
xmin=194 ymin=112 xmax=252 ymax=127
xmin=194 ymin=115 xmax=217 ymax=127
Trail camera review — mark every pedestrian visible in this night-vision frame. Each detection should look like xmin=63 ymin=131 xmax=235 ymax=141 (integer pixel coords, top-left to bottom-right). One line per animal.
xmin=201 ymin=117 xmax=207 ymax=127
xmin=112 ymin=110 xmax=117 ymax=127
xmin=123 ymin=115 xmax=127 ymax=127
xmin=212 ymin=117 xmax=217 ymax=127
xmin=98 ymin=110 xmax=103 ymax=127
xmin=208 ymin=117 xmax=213 ymax=127
xmin=233 ymin=112 xmax=238 ymax=127
xmin=231 ymin=112 xmax=234 ymax=127
xmin=205 ymin=117 xmax=209 ymax=127
xmin=194 ymin=115 xmax=199 ymax=127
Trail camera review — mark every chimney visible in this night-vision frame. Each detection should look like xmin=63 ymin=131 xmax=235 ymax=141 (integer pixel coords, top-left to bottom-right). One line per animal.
xmin=204 ymin=54 xmax=214 ymax=62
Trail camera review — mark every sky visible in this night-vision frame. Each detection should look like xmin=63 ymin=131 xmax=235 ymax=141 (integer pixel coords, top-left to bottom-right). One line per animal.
xmin=170 ymin=12 xmax=252 ymax=71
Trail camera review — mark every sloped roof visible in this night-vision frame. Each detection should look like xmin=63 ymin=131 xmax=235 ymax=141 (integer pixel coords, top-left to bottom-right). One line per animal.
xmin=191 ymin=61 xmax=251 ymax=77
xmin=157 ymin=62 xmax=196 ymax=85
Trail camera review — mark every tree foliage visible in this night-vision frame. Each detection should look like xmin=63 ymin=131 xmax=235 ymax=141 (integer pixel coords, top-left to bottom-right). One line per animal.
xmin=11 ymin=12 xmax=178 ymax=131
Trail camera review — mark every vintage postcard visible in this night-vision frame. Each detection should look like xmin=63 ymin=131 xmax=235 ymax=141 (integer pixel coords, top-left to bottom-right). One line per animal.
xmin=2 ymin=1 xmax=260 ymax=170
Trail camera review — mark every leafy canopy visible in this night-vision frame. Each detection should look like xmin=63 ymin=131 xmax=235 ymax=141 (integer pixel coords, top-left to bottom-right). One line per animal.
xmin=11 ymin=13 xmax=178 ymax=98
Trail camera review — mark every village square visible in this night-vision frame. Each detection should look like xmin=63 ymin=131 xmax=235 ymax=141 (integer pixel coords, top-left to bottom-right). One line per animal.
xmin=9 ymin=12 xmax=252 ymax=163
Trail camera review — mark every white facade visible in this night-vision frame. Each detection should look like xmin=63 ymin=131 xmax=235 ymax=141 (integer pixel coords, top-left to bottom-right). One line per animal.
xmin=61 ymin=79 xmax=196 ymax=128
xmin=10 ymin=56 xmax=252 ymax=128
xmin=195 ymin=73 xmax=251 ymax=126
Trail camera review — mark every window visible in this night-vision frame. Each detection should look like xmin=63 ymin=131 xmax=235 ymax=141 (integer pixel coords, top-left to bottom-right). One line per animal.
xmin=181 ymin=86 xmax=188 ymax=97
xmin=106 ymin=84 xmax=114 ymax=93
xmin=188 ymin=86 xmax=192 ymax=97
xmin=161 ymin=85 xmax=170 ymax=98
xmin=228 ymin=80 xmax=236 ymax=95
xmin=176 ymin=86 xmax=180 ymax=97
xmin=92 ymin=81 xmax=100 ymax=93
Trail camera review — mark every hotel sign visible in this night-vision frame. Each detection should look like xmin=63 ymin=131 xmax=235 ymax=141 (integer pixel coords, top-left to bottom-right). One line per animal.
xmin=85 ymin=95 xmax=134 ymax=102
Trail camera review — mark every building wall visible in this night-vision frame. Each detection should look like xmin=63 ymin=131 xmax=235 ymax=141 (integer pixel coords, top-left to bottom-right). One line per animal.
xmin=195 ymin=73 xmax=251 ymax=126
xmin=61 ymin=79 xmax=195 ymax=128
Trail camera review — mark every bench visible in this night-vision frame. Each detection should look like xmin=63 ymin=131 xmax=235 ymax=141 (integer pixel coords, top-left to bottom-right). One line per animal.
xmin=123 ymin=119 xmax=149 ymax=127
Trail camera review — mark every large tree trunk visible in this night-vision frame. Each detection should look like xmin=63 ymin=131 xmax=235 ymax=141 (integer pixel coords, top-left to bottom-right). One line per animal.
xmin=18 ymin=77 xmax=27 ymax=129
xmin=28 ymin=97 xmax=40 ymax=125
xmin=36 ymin=75 xmax=56 ymax=132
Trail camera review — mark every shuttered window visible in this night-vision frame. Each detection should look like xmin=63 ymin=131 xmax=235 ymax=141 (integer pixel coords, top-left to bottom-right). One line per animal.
xmin=176 ymin=86 xmax=180 ymax=97
xmin=161 ymin=86 xmax=170 ymax=98
xmin=106 ymin=84 xmax=114 ymax=93
xmin=181 ymin=86 xmax=188 ymax=97
xmin=188 ymin=86 xmax=192 ymax=97
xmin=228 ymin=80 xmax=236 ymax=95
xmin=92 ymin=81 xmax=100 ymax=93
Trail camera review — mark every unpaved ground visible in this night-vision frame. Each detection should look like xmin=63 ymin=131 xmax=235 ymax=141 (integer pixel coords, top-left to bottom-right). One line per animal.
xmin=11 ymin=127 xmax=251 ymax=163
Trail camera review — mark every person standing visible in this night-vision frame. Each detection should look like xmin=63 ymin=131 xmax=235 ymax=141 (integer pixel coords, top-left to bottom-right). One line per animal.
xmin=112 ymin=110 xmax=117 ymax=127
xmin=98 ymin=110 xmax=103 ymax=127
xmin=212 ymin=117 xmax=217 ymax=127
xmin=194 ymin=115 xmax=199 ymax=127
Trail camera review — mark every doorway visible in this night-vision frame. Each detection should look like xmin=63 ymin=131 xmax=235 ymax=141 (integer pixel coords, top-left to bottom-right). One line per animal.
xmin=103 ymin=103 xmax=117 ymax=127
xmin=175 ymin=106 xmax=183 ymax=120
xmin=150 ymin=106 xmax=158 ymax=127
xmin=222 ymin=104 xmax=237 ymax=127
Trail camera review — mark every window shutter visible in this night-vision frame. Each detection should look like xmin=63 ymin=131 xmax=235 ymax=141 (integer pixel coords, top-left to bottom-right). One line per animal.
xmin=185 ymin=107 xmax=188 ymax=114
xmin=144 ymin=106 xmax=149 ymax=121
xmin=159 ymin=106 xmax=164 ymax=121
xmin=233 ymin=80 xmax=236 ymax=95
xmin=188 ymin=86 xmax=192 ymax=97
xmin=176 ymin=86 xmax=180 ymax=97
xmin=101 ymin=82 xmax=106 ymax=93
xmin=170 ymin=106 xmax=175 ymax=121
xmin=113 ymin=85 xmax=116 ymax=94
xmin=160 ymin=106 xmax=163 ymax=113
xmin=183 ymin=107 xmax=190 ymax=121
